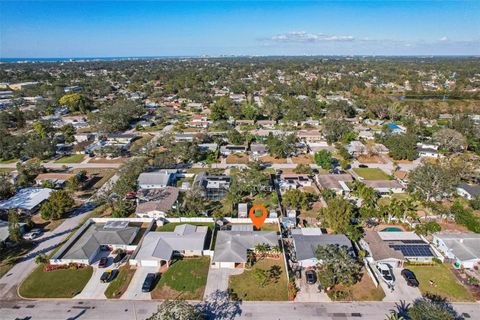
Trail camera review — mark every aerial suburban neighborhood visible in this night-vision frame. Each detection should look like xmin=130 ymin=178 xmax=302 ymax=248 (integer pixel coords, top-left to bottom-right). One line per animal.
xmin=1 ymin=2 xmax=480 ymax=319
xmin=0 ymin=55 xmax=479 ymax=320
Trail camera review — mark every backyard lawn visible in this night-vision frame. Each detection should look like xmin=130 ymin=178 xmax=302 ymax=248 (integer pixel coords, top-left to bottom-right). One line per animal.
xmin=408 ymin=264 xmax=475 ymax=302
xmin=0 ymin=158 xmax=18 ymax=164
xmin=19 ymin=264 xmax=93 ymax=298
xmin=105 ymin=265 xmax=136 ymax=299
xmin=156 ymin=222 xmax=214 ymax=232
xmin=151 ymin=257 xmax=210 ymax=300
xmin=55 ymin=154 xmax=85 ymax=163
xmin=353 ymin=168 xmax=390 ymax=180
xmin=229 ymin=257 xmax=289 ymax=301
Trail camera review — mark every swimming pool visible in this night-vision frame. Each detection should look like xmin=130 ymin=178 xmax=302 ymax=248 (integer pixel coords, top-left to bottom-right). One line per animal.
xmin=387 ymin=123 xmax=401 ymax=130
xmin=381 ymin=227 xmax=403 ymax=232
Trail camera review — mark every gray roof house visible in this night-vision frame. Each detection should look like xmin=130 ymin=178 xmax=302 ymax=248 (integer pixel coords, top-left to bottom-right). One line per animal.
xmin=456 ymin=184 xmax=480 ymax=200
xmin=212 ymin=230 xmax=278 ymax=268
xmin=132 ymin=224 xmax=208 ymax=267
xmin=137 ymin=171 xmax=176 ymax=189
xmin=51 ymin=220 xmax=140 ymax=265
xmin=135 ymin=187 xmax=180 ymax=219
xmin=0 ymin=187 xmax=53 ymax=215
xmin=291 ymin=228 xmax=354 ymax=268
xmin=0 ymin=220 xmax=26 ymax=244
xmin=433 ymin=233 xmax=480 ymax=269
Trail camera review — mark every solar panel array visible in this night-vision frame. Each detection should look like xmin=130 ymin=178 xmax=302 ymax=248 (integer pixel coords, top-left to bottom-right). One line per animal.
xmin=389 ymin=245 xmax=434 ymax=257
xmin=400 ymin=240 xmax=427 ymax=244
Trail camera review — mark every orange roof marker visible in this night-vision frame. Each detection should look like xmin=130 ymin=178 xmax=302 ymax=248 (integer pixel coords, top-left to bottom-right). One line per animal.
xmin=249 ymin=204 xmax=268 ymax=229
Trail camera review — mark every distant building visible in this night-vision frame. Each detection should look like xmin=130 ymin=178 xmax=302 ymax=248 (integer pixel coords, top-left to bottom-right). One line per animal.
xmin=193 ymin=173 xmax=231 ymax=200
xmin=137 ymin=171 xmax=176 ymax=189
xmin=456 ymin=184 xmax=480 ymax=200
xmin=0 ymin=187 xmax=53 ymax=215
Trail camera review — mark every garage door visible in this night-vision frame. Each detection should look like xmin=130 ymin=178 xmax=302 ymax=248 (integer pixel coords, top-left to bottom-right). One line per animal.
xmin=219 ymin=262 xmax=235 ymax=269
xmin=141 ymin=260 xmax=159 ymax=267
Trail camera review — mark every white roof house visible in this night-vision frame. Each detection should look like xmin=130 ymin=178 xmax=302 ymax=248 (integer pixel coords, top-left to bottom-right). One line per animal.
xmin=433 ymin=233 xmax=480 ymax=269
xmin=212 ymin=230 xmax=279 ymax=269
xmin=137 ymin=171 xmax=175 ymax=189
xmin=0 ymin=187 xmax=53 ymax=214
xmin=132 ymin=224 xmax=208 ymax=267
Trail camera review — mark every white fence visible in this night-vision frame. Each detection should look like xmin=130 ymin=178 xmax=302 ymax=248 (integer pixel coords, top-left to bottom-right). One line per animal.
xmin=159 ymin=217 xmax=279 ymax=225
xmin=364 ymin=258 xmax=380 ymax=287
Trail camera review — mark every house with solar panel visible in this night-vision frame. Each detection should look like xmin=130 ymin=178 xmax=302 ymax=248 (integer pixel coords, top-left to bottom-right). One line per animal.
xmin=360 ymin=231 xmax=436 ymax=268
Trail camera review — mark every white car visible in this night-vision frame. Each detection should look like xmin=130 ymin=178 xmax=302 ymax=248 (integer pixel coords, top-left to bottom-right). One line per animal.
xmin=23 ymin=229 xmax=42 ymax=240
xmin=376 ymin=263 xmax=395 ymax=286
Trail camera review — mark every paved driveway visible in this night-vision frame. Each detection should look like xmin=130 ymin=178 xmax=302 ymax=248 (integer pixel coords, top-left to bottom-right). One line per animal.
xmin=121 ymin=266 xmax=157 ymax=300
xmin=74 ymin=251 xmax=113 ymax=300
xmin=203 ymin=267 xmax=243 ymax=300
xmin=379 ymin=267 xmax=422 ymax=302
xmin=0 ymin=203 xmax=98 ymax=300
xmin=295 ymin=270 xmax=330 ymax=302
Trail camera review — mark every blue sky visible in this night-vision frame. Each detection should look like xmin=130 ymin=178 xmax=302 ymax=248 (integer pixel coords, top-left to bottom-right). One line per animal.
xmin=1 ymin=1 xmax=479 ymax=57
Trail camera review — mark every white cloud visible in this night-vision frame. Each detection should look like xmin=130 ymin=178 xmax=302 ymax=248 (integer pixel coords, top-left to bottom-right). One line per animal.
xmin=439 ymin=36 xmax=449 ymax=41
xmin=270 ymin=31 xmax=354 ymax=43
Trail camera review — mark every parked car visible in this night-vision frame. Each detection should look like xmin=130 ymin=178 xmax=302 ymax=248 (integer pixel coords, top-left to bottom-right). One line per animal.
xmin=142 ymin=273 xmax=158 ymax=292
xmin=359 ymin=164 xmax=369 ymax=168
xmin=23 ymin=229 xmax=42 ymax=240
xmin=376 ymin=263 xmax=395 ymax=286
xmin=99 ymin=257 xmax=108 ymax=268
xmin=113 ymin=251 xmax=126 ymax=263
xmin=305 ymin=270 xmax=317 ymax=284
xmin=401 ymin=269 xmax=419 ymax=287
xmin=100 ymin=269 xmax=118 ymax=283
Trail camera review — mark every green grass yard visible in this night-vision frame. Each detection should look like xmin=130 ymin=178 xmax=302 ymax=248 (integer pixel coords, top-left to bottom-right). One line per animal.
xmin=0 ymin=158 xmax=17 ymax=164
xmin=156 ymin=222 xmax=214 ymax=232
xmin=0 ymin=242 xmax=36 ymax=278
xmin=408 ymin=264 xmax=475 ymax=302
xmin=19 ymin=264 xmax=93 ymax=298
xmin=353 ymin=168 xmax=390 ymax=180
xmin=55 ymin=154 xmax=85 ymax=163
xmin=229 ymin=257 xmax=288 ymax=301
xmin=105 ymin=265 xmax=136 ymax=299
xmin=151 ymin=257 xmax=210 ymax=300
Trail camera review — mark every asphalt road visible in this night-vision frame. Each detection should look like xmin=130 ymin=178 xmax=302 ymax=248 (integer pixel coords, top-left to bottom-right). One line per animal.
xmin=0 ymin=299 xmax=478 ymax=320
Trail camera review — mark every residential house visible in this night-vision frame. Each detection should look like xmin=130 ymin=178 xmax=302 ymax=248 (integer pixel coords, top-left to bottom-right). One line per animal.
xmin=220 ymin=145 xmax=247 ymax=156
xmin=212 ymin=230 xmax=278 ymax=268
xmin=189 ymin=115 xmax=211 ymax=128
xmin=250 ymin=143 xmax=268 ymax=159
xmin=360 ymin=231 xmax=435 ymax=268
xmin=135 ymin=187 xmax=180 ymax=219
xmin=362 ymin=180 xmax=405 ymax=195
xmin=291 ymin=228 xmax=354 ymax=268
xmin=50 ymin=219 xmax=150 ymax=265
xmin=417 ymin=143 xmax=442 ymax=158
xmin=0 ymin=220 xmax=26 ymax=245
xmin=278 ymin=174 xmax=312 ymax=192
xmin=316 ymin=174 xmax=353 ymax=195
xmin=35 ymin=173 xmax=75 ymax=189
xmin=0 ymin=187 xmax=53 ymax=215
xmin=456 ymin=184 xmax=480 ymax=200
xmin=257 ymin=120 xmax=276 ymax=129
xmin=131 ymin=224 xmax=208 ymax=268
xmin=198 ymin=143 xmax=218 ymax=153
xmin=193 ymin=173 xmax=231 ymax=200
xmin=432 ymin=233 xmax=480 ymax=269
xmin=137 ymin=170 xmax=176 ymax=189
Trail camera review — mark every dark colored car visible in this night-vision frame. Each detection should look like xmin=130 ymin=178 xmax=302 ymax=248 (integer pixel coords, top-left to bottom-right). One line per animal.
xmin=305 ymin=270 xmax=317 ymax=285
xmin=359 ymin=164 xmax=369 ymax=168
xmin=142 ymin=273 xmax=158 ymax=292
xmin=98 ymin=257 xmax=108 ymax=268
xmin=401 ymin=269 xmax=419 ymax=287
xmin=113 ymin=251 xmax=126 ymax=263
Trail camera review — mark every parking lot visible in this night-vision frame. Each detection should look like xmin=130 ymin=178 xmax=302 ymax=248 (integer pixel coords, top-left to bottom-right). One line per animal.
xmin=121 ymin=266 xmax=157 ymax=300
xmin=294 ymin=269 xmax=330 ymax=302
